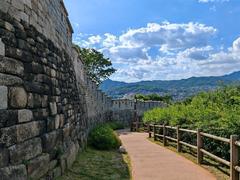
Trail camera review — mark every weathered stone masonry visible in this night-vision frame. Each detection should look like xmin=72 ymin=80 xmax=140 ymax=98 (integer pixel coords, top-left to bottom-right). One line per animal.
xmin=112 ymin=99 xmax=166 ymax=125
xmin=0 ymin=1 xmax=164 ymax=179
xmin=0 ymin=0 xmax=113 ymax=179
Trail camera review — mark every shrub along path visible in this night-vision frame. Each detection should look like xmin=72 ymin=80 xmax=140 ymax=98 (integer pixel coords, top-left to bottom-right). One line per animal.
xmin=119 ymin=130 xmax=216 ymax=180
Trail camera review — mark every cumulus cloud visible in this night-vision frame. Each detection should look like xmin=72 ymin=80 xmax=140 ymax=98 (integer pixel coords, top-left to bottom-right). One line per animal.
xmin=118 ymin=22 xmax=216 ymax=52
xmin=112 ymin=40 xmax=240 ymax=82
xmin=178 ymin=46 xmax=213 ymax=60
xmin=88 ymin=35 xmax=102 ymax=45
xmin=73 ymin=21 xmax=240 ymax=82
xmin=102 ymin=33 xmax=118 ymax=48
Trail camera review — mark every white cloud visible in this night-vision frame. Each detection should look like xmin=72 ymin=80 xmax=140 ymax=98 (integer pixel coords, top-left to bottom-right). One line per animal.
xmin=102 ymin=33 xmax=118 ymax=48
xmin=178 ymin=46 xmax=213 ymax=60
xmin=118 ymin=22 xmax=217 ymax=52
xmin=88 ymin=35 xmax=102 ymax=45
xmin=73 ymin=21 xmax=240 ymax=82
xmin=232 ymin=37 xmax=240 ymax=52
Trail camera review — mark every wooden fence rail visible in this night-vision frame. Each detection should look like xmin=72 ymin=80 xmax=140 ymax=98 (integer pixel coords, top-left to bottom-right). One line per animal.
xmin=131 ymin=122 xmax=240 ymax=180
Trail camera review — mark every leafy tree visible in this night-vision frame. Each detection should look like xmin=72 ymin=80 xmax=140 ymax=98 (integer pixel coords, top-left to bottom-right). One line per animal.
xmin=74 ymin=45 xmax=116 ymax=85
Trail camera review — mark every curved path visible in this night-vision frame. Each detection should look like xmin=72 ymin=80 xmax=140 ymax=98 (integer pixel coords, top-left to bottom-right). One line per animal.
xmin=119 ymin=131 xmax=216 ymax=180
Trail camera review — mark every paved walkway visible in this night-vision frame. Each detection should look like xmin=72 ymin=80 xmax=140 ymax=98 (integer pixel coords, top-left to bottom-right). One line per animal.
xmin=119 ymin=131 xmax=216 ymax=180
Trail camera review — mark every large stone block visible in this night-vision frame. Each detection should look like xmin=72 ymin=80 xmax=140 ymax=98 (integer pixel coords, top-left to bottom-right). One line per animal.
xmin=50 ymin=69 xmax=56 ymax=78
xmin=0 ymin=38 xmax=5 ymax=56
xmin=16 ymin=121 xmax=45 ymax=142
xmin=55 ymin=115 xmax=60 ymax=129
xmin=0 ymin=56 xmax=24 ymax=76
xmin=0 ymin=125 xmax=17 ymax=147
xmin=0 ymin=1 xmax=10 ymax=13
xmin=18 ymin=109 xmax=33 ymax=123
xmin=9 ymin=138 xmax=42 ymax=164
xmin=28 ymin=93 xmax=42 ymax=108
xmin=19 ymin=11 xmax=29 ymax=23
xmin=27 ymin=154 xmax=50 ymax=179
xmin=62 ymin=123 xmax=70 ymax=140
xmin=0 ymin=121 xmax=45 ymax=147
xmin=65 ymin=142 xmax=79 ymax=169
xmin=24 ymin=81 xmax=50 ymax=95
xmin=0 ymin=19 xmax=15 ymax=33
xmin=0 ymin=86 xmax=7 ymax=109
xmin=59 ymin=114 xmax=65 ymax=128
xmin=33 ymin=108 xmax=49 ymax=121
xmin=0 ymin=165 xmax=27 ymax=180
xmin=12 ymin=0 xmax=24 ymax=11
xmin=5 ymin=46 xmax=32 ymax=63
xmin=9 ymin=87 xmax=27 ymax=108
xmin=47 ymin=115 xmax=60 ymax=131
xmin=27 ymin=93 xmax=34 ymax=108
xmin=24 ymin=0 xmax=32 ymax=8
xmin=0 ymin=148 xmax=9 ymax=168
xmin=42 ymin=95 xmax=48 ymax=108
xmin=0 ymin=110 xmax=18 ymax=128
xmin=49 ymin=102 xmax=57 ymax=115
xmin=42 ymin=130 xmax=62 ymax=153
xmin=0 ymin=73 xmax=23 ymax=86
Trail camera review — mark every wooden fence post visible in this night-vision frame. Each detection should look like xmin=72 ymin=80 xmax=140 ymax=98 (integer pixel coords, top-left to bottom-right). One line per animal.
xmin=163 ymin=124 xmax=167 ymax=146
xmin=130 ymin=122 xmax=133 ymax=132
xmin=177 ymin=126 xmax=181 ymax=152
xmin=230 ymin=135 xmax=239 ymax=180
xmin=136 ymin=122 xmax=139 ymax=132
xmin=197 ymin=129 xmax=203 ymax=164
xmin=148 ymin=124 xmax=152 ymax=138
xmin=153 ymin=124 xmax=156 ymax=141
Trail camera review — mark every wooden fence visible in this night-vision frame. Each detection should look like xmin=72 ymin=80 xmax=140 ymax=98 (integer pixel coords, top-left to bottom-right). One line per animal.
xmin=131 ymin=122 xmax=240 ymax=180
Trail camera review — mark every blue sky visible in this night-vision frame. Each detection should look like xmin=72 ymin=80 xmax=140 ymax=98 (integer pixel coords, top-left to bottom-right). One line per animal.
xmin=64 ymin=0 xmax=240 ymax=82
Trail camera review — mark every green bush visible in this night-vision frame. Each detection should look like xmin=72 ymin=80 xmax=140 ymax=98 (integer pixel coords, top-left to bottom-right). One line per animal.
xmin=107 ymin=122 xmax=125 ymax=130
xmin=143 ymin=85 xmax=240 ymax=160
xmin=89 ymin=125 xmax=122 ymax=150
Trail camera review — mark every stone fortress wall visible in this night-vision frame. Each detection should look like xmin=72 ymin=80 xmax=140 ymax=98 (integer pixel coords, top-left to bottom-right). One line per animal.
xmin=0 ymin=0 xmax=164 ymax=179
xmin=112 ymin=99 xmax=166 ymax=125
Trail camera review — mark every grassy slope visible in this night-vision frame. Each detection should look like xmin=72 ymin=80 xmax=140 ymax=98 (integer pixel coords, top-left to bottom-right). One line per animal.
xmin=56 ymin=148 xmax=131 ymax=180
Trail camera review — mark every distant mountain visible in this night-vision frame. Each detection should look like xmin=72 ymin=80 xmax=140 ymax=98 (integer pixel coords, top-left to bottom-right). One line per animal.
xmin=100 ymin=71 xmax=240 ymax=100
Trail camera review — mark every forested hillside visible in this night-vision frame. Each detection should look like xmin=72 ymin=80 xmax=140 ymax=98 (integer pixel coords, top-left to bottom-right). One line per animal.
xmin=100 ymin=71 xmax=240 ymax=100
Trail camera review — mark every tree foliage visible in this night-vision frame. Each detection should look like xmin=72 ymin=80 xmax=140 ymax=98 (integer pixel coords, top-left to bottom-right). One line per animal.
xmin=75 ymin=45 xmax=116 ymax=85
xmin=143 ymin=85 xmax=240 ymax=160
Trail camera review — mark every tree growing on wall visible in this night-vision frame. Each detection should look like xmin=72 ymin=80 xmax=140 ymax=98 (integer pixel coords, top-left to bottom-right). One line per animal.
xmin=74 ymin=45 xmax=116 ymax=85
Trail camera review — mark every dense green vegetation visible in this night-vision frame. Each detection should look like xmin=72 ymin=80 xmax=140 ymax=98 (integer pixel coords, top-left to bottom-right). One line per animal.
xmin=143 ymin=85 xmax=240 ymax=160
xmin=57 ymin=148 xmax=131 ymax=180
xmin=135 ymin=93 xmax=172 ymax=104
xmin=89 ymin=124 xmax=122 ymax=150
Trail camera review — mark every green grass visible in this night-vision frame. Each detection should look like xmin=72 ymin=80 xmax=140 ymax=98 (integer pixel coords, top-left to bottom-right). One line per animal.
xmin=56 ymin=148 xmax=131 ymax=180
xmin=148 ymin=137 xmax=229 ymax=180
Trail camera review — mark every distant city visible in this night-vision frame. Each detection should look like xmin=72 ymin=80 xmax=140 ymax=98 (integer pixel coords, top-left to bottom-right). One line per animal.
xmin=100 ymin=71 xmax=240 ymax=101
